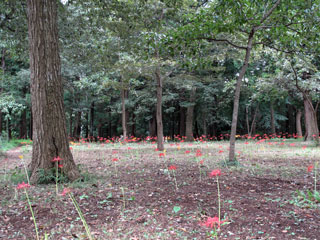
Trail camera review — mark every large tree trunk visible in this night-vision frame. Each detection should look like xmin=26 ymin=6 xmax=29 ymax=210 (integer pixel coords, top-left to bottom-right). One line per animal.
xmin=27 ymin=0 xmax=80 ymax=183
xmin=303 ymin=97 xmax=319 ymax=143
xmin=121 ymin=88 xmax=127 ymax=140
xmin=185 ymin=87 xmax=196 ymax=141
xmin=296 ymin=109 xmax=303 ymax=137
xmin=270 ymin=103 xmax=276 ymax=135
xmin=155 ymin=65 xmax=164 ymax=151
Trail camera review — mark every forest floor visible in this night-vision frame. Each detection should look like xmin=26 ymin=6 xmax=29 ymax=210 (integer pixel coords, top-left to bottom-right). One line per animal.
xmin=0 ymin=139 xmax=319 ymax=240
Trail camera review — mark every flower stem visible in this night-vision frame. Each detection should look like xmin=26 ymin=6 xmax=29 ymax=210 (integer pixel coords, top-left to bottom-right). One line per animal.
xmin=55 ymin=162 xmax=59 ymax=195
xmin=25 ymin=190 xmax=39 ymax=240
xmin=216 ymin=176 xmax=220 ymax=225
xmin=315 ymin=162 xmax=318 ymax=193
xmin=68 ymin=193 xmax=93 ymax=240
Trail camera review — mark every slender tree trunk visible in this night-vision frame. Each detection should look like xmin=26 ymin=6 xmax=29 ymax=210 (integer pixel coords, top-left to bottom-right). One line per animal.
xmin=245 ymin=105 xmax=250 ymax=136
xmin=19 ymin=109 xmax=27 ymax=139
xmin=131 ymin=111 xmax=135 ymax=137
xmin=203 ymin=115 xmax=207 ymax=136
xmin=121 ymin=88 xmax=127 ymax=140
xmin=155 ymin=65 xmax=164 ymax=151
xmin=27 ymin=0 xmax=80 ymax=182
xmin=84 ymin=111 xmax=89 ymax=139
xmin=90 ymin=101 xmax=94 ymax=137
xmin=287 ymin=105 xmax=295 ymax=134
xmin=29 ymin=109 xmax=33 ymax=140
xmin=228 ymin=0 xmax=280 ymax=162
xmin=0 ymin=48 xmax=5 ymax=135
xmin=303 ymin=97 xmax=319 ymax=143
xmin=179 ymin=107 xmax=186 ymax=136
xmin=69 ymin=110 xmax=73 ymax=137
xmin=185 ymin=87 xmax=196 ymax=141
xmin=296 ymin=109 xmax=303 ymax=137
xmin=229 ymin=30 xmax=254 ymax=162
xmin=149 ymin=113 xmax=156 ymax=137
xmin=270 ymin=103 xmax=276 ymax=135
xmin=73 ymin=111 xmax=81 ymax=139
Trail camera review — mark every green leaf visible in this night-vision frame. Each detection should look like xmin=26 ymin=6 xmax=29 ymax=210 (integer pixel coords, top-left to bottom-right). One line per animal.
xmin=173 ymin=206 xmax=181 ymax=213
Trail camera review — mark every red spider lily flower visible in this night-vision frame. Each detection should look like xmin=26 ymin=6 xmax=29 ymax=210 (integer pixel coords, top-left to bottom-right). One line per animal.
xmin=218 ymin=150 xmax=223 ymax=154
xmin=58 ymin=164 xmax=63 ymax=168
xmin=185 ymin=150 xmax=191 ymax=154
xmin=155 ymin=148 xmax=159 ymax=151
xmin=196 ymin=152 xmax=202 ymax=157
xmin=307 ymin=165 xmax=314 ymax=172
xmin=127 ymin=147 xmax=132 ymax=150
xmin=168 ymin=165 xmax=177 ymax=171
xmin=159 ymin=153 xmax=165 ymax=157
xmin=60 ymin=188 xmax=71 ymax=196
xmin=112 ymin=158 xmax=119 ymax=162
xmin=52 ymin=156 xmax=62 ymax=162
xmin=200 ymin=216 xmax=227 ymax=229
xmin=17 ymin=182 xmax=31 ymax=190
xmin=289 ymin=143 xmax=295 ymax=146
xmin=199 ymin=160 xmax=204 ymax=165
xmin=302 ymin=145 xmax=307 ymax=150
xmin=69 ymin=147 xmax=73 ymax=150
xmin=209 ymin=169 xmax=221 ymax=178
xmin=244 ymin=142 xmax=249 ymax=145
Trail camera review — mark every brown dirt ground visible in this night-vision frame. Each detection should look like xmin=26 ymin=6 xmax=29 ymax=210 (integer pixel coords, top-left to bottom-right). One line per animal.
xmin=0 ymin=141 xmax=319 ymax=240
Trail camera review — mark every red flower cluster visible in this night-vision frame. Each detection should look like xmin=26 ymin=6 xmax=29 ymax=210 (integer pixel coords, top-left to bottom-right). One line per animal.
xmin=60 ymin=188 xmax=71 ymax=196
xmin=52 ymin=156 xmax=62 ymax=162
xmin=168 ymin=165 xmax=177 ymax=171
xmin=200 ymin=216 xmax=227 ymax=228
xmin=307 ymin=165 xmax=314 ymax=172
xmin=17 ymin=182 xmax=31 ymax=190
xmin=209 ymin=169 xmax=221 ymax=177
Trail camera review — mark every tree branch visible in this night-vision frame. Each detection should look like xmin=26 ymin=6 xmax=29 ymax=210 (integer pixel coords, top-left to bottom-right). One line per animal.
xmin=200 ymin=37 xmax=247 ymax=50
xmin=259 ymin=0 xmax=281 ymax=25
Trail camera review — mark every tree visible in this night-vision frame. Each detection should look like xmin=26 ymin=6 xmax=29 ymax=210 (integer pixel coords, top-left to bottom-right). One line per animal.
xmin=27 ymin=0 xmax=80 ymax=183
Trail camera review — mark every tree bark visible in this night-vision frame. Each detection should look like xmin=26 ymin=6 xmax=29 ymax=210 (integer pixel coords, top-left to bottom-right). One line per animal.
xmin=185 ymin=86 xmax=196 ymax=141
xmin=229 ymin=30 xmax=254 ymax=162
xmin=270 ymin=103 xmax=276 ymax=135
xmin=149 ymin=113 xmax=156 ymax=137
xmin=121 ymin=88 xmax=127 ymax=140
xmin=27 ymin=0 xmax=80 ymax=183
xmin=131 ymin=111 xmax=135 ymax=137
xmin=303 ymin=96 xmax=319 ymax=143
xmin=179 ymin=107 xmax=186 ymax=136
xmin=73 ymin=111 xmax=81 ymax=139
xmin=296 ymin=109 xmax=303 ymax=137
xmin=84 ymin=111 xmax=89 ymax=139
xmin=155 ymin=65 xmax=164 ymax=151
xmin=69 ymin=110 xmax=73 ymax=137
xmin=19 ymin=109 xmax=27 ymax=139
xmin=228 ymin=0 xmax=280 ymax=162
xmin=90 ymin=101 xmax=94 ymax=137
xmin=0 ymin=48 xmax=5 ymax=135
